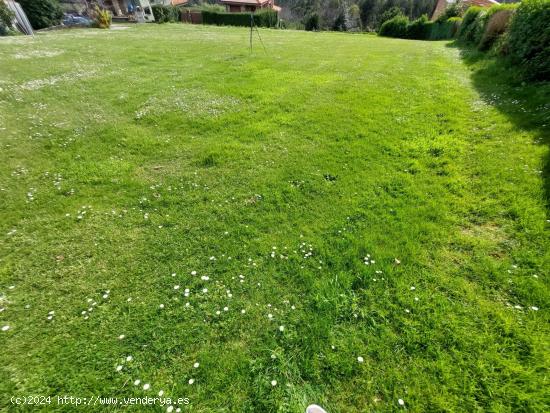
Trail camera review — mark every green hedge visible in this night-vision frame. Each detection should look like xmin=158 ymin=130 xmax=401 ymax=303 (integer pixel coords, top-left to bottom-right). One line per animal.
xmin=506 ymin=0 xmax=550 ymax=80
xmin=430 ymin=17 xmax=462 ymax=40
xmin=478 ymin=5 xmax=516 ymax=51
xmin=378 ymin=15 xmax=409 ymax=38
xmin=151 ymin=4 xmax=181 ymax=23
xmin=457 ymin=6 xmax=485 ymax=43
xmin=202 ymin=10 xmax=278 ymax=28
xmin=379 ymin=14 xmax=459 ymax=41
xmin=406 ymin=14 xmax=432 ymax=40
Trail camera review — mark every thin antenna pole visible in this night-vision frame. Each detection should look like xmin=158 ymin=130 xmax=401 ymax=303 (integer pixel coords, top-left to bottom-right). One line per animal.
xmin=250 ymin=13 xmax=253 ymax=52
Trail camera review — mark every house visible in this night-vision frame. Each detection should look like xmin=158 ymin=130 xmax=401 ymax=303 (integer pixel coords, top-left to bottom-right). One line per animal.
xmin=431 ymin=0 xmax=500 ymax=21
xmin=102 ymin=0 xmax=156 ymax=22
xmin=59 ymin=1 xmax=156 ymax=22
xmin=149 ymin=0 xmax=188 ymax=6
xmin=220 ymin=0 xmax=280 ymax=13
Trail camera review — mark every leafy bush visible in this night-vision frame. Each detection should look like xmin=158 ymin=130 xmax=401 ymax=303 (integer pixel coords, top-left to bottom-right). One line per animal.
xmin=407 ymin=14 xmax=431 ymax=40
xmin=94 ymin=6 xmax=111 ymax=29
xmin=379 ymin=14 xmax=409 ymax=38
xmin=0 ymin=2 xmax=15 ymax=36
xmin=152 ymin=4 xmax=181 ymax=23
xmin=430 ymin=17 xmax=461 ymax=40
xmin=506 ymin=0 xmax=550 ymax=80
xmin=18 ymin=0 xmax=63 ymax=30
xmin=436 ymin=1 xmax=467 ymax=22
xmin=379 ymin=12 xmax=461 ymax=41
xmin=457 ymin=6 xmax=485 ymax=43
xmin=202 ymin=10 xmax=278 ymax=28
xmin=378 ymin=6 xmax=404 ymax=29
xmin=478 ymin=5 xmax=517 ymax=51
xmin=304 ymin=13 xmax=319 ymax=31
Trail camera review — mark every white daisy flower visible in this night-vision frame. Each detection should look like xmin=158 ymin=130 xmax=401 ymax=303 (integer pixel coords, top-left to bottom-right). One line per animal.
xmin=167 ymin=406 xmax=174 ymax=413
xmin=134 ymin=379 xmax=141 ymax=386
xmin=2 ymin=325 xmax=9 ymax=331
xmin=116 ymin=365 xmax=123 ymax=372
xmin=193 ymin=362 xmax=199 ymax=368
xmin=357 ymin=356 xmax=364 ymax=363
xmin=174 ymin=285 xmax=180 ymax=290
xmin=224 ymin=307 xmax=229 ymax=311
xmin=126 ymin=356 xmax=133 ymax=362
xmin=271 ymin=380 xmax=277 ymax=386
xmin=398 ymin=399 xmax=405 ymax=406
xmin=279 ymin=326 xmax=285 ymax=332
xmin=158 ymin=390 xmax=164 ymax=396
xmin=188 ymin=379 xmax=194 ymax=385
xmin=118 ymin=334 xmax=125 ymax=340
xmin=143 ymin=383 xmax=150 ymax=390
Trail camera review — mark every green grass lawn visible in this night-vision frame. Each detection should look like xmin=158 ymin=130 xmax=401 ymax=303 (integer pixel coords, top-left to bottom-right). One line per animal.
xmin=0 ymin=24 xmax=548 ymax=412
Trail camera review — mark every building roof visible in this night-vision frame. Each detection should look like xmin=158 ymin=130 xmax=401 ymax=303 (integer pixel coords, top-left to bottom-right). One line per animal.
xmin=171 ymin=0 xmax=188 ymax=5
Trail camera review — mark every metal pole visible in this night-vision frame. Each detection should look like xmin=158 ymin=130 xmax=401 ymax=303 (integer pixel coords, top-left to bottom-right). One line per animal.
xmin=250 ymin=13 xmax=253 ymax=52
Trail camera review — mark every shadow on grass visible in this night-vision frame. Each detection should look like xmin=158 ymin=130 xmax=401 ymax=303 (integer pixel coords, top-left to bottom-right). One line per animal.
xmin=447 ymin=42 xmax=550 ymax=215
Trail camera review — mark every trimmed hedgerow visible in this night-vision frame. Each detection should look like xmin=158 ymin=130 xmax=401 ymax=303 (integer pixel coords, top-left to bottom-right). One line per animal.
xmin=407 ymin=14 xmax=432 ymax=40
xmin=379 ymin=14 xmax=458 ymax=41
xmin=506 ymin=0 xmax=550 ymax=80
xmin=202 ymin=10 xmax=278 ymax=28
xmin=457 ymin=7 xmax=486 ymax=44
xmin=430 ymin=17 xmax=461 ymax=40
xmin=478 ymin=5 xmax=517 ymax=51
xmin=152 ymin=5 xmax=181 ymax=23
xmin=378 ymin=15 xmax=409 ymax=38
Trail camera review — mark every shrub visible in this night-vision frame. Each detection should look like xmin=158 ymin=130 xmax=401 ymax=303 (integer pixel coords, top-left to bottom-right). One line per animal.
xmin=0 ymin=2 xmax=15 ymax=36
xmin=506 ymin=0 xmax=550 ymax=80
xmin=430 ymin=17 xmax=461 ymax=40
xmin=436 ymin=1 xmax=467 ymax=22
xmin=407 ymin=14 xmax=431 ymax=40
xmin=457 ymin=6 xmax=485 ymax=43
xmin=18 ymin=0 xmax=63 ymax=30
xmin=202 ymin=10 xmax=278 ymax=28
xmin=94 ymin=6 xmax=111 ymax=29
xmin=152 ymin=4 xmax=180 ymax=23
xmin=379 ymin=15 xmax=409 ymax=38
xmin=304 ymin=13 xmax=319 ymax=31
xmin=378 ymin=6 xmax=404 ymax=29
xmin=478 ymin=5 xmax=517 ymax=51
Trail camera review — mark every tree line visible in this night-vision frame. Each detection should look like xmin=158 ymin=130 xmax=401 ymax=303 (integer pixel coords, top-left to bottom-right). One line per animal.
xmin=276 ymin=0 xmax=438 ymax=31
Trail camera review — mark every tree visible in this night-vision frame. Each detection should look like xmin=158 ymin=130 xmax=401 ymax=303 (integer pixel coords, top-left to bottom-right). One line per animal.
xmin=19 ymin=0 xmax=63 ymax=30
xmin=378 ymin=5 xmax=404 ymax=28
xmin=360 ymin=0 xmax=380 ymax=30
xmin=0 ymin=2 xmax=15 ymax=35
xmin=304 ymin=12 xmax=320 ymax=30
xmin=348 ymin=3 xmax=362 ymax=30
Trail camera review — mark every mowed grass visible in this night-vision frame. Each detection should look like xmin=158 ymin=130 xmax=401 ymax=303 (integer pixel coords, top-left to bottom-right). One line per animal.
xmin=0 ymin=24 xmax=549 ymax=412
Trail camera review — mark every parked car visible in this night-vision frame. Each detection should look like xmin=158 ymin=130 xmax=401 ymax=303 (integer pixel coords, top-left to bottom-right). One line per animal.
xmin=63 ymin=14 xmax=92 ymax=27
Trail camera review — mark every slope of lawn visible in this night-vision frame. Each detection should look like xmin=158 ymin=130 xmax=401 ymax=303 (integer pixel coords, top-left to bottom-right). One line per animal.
xmin=0 ymin=24 xmax=548 ymax=412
